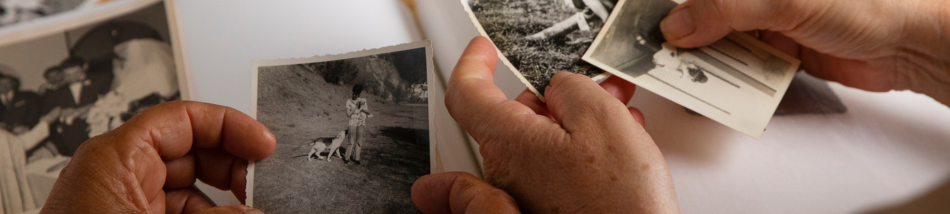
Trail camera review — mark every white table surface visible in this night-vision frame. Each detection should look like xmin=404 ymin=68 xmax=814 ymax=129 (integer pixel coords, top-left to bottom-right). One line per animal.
xmin=176 ymin=0 xmax=950 ymax=213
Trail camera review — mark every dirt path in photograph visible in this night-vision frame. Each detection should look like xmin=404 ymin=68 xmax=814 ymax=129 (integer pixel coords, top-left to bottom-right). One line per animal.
xmin=254 ymin=65 xmax=429 ymax=213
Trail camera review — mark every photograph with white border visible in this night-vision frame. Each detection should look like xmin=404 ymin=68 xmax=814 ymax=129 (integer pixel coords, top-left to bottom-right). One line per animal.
xmin=583 ymin=0 xmax=800 ymax=138
xmin=247 ymin=41 xmax=435 ymax=213
xmin=0 ymin=1 xmax=184 ymax=213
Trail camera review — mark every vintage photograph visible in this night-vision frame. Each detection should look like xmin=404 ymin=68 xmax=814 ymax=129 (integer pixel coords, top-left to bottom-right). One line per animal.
xmin=462 ymin=0 xmax=611 ymax=96
xmin=248 ymin=41 xmax=434 ymax=213
xmin=583 ymin=0 xmax=800 ymax=138
xmin=0 ymin=2 xmax=181 ymax=213
xmin=1 ymin=0 xmax=89 ymax=28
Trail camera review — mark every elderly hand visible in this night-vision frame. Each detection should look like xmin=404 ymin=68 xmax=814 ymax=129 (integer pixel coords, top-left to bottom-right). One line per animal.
xmin=411 ymin=37 xmax=678 ymax=213
xmin=40 ymin=101 xmax=276 ymax=214
xmin=660 ymin=0 xmax=950 ymax=105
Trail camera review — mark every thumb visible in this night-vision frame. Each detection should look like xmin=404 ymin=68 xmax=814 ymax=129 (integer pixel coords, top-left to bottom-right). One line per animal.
xmin=193 ymin=206 xmax=264 ymax=214
xmin=660 ymin=0 xmax=834 ymax=48
xmin=412 ymin=172 xmax=520 ymax=214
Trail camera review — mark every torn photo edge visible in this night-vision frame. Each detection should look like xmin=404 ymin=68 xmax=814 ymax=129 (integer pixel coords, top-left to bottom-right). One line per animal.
xmin=245 ymin=40 xmax=436 ymax=207
xmin=457 ymin=0 xmax=610 ymax=101
xmin=582 ymin=0 xmax=801 ymax=138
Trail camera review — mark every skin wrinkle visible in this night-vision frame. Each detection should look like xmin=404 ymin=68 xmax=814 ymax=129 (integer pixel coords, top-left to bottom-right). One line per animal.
xmin=783 ymin=1 xmax=833 ymax=51
xmin=893 ymin=1 xmax=950 ymax=98
xmin=215 ymin=108 xmax=230 ymax=149
xmin=40 ymin=102 xmax=276 ymax=214
xmin=115 ymin=133 xmax=158 ymax=212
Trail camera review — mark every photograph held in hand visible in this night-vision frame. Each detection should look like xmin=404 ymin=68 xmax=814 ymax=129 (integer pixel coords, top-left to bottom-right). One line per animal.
xmin=0 ymin=2 xmax=183 ymax=213
xmin=461 ymin=0 xmax=612 ymax=98
xmin=583 ymin=0 xmax=800 ymax=138
xmin=247 ymin=41 xmax=435 ymax=213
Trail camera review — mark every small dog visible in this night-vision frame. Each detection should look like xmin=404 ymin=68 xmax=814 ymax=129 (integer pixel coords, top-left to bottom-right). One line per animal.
xmin=308 ymin=130 xmax=347 ymax=162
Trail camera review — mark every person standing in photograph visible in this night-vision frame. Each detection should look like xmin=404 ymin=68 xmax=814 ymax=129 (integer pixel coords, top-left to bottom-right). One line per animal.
xmin=344 ymin=84 xmax=371 ymax=164
xmin=0 ymin=73 xmax=42 ymax=134
xmin=37 ymin=66 xmax=65 ymax=96
xmin=0 ymin=107 xmax=60 ymax=214
xmin=42 ymin=57 xmax=110 ymax=156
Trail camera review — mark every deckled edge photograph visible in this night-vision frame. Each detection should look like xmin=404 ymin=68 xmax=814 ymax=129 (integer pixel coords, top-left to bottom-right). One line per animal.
xmin=583 ymin=0 xmax=801 ymax=138
xmin=458 ymin=0 xmax=610 ymax=100
xmin=246 ymin=40 xmax=436 ymax=211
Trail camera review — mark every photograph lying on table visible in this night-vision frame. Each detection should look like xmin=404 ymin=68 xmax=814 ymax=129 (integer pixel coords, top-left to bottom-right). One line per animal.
xmin=247 ymin=41 xmax=435 ymax=213
xmin=460 ymin=0 xmax=612 ymax=98
xmin=0 ymin=1 xmax=183 ymax=213
xmin=583 ymin=0 xmax=800 ymax=138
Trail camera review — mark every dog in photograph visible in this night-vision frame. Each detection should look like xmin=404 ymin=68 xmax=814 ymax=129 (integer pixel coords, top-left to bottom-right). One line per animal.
xmin=308 ymin=130 xmax=347 ymax=161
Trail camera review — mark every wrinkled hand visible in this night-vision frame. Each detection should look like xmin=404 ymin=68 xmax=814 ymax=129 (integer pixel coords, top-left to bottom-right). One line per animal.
xmin=660 ymin=0 xmax=950 ymax=104
xmin=41 ymin=101 xmax=277 ymax=214
xmin=412 ymin=37 xmax=678 ymax=213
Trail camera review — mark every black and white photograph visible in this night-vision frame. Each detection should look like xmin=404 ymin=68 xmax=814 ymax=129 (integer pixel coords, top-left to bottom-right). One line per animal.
xmin=0 ymin=0 xmax=89 ymax=28
xmin=0 ymin=2 xmax=182 ymax=213
xmin=583 ymin=0 xmax=800 ymax=138
xmin=248 ymin=41 xmax=434 ymax=213
xmin=462 ymin=0 xmax=612 ymax=96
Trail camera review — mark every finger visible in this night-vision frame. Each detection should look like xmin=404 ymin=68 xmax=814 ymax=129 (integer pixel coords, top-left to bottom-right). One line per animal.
xmin=544 ymin=72 xmax=637 ymax=133
xmin=629 ymin=107 xmax=646 ymax=127
xmin=148 ymin=190 xmax=166 ymax=214
xmin=164 ymin=151 xmax=197 ymax=189
xmin=86 ymin=101 xmax=275 ymax=208
xmin=163 ymin=148 xmax=251 ymax=201
xmin=514 ymin=88 xmax=548 ymax=115
xmin=165 ymin=186 xmax=216 ymax=214
xmin=799 ymin=48 xmax=896 ymax=92
xmin=193 ymin=206 xmax=264 ymax=214
xmin=446 ymin=37 xmax=554 ymax=139
xmin=114 ymin=101 xmax=276 ymax=160
xmin=759 ymin=30 xmax=801 ymax=58
xmin=598 ymin=75 xmax=637 ymax=104
xmin=412 ymin=172 xmax=520 ymax=214
xmin=660 ymin=0 xmax=832 ymax=48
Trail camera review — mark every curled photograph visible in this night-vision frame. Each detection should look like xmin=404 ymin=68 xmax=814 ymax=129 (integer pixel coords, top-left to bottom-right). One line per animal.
xmin=462 ymin=0 xmax=611 ymax=96
xmin=0 ymin=2 xmax=181 ymax=213
xmin=248 ymin=41 xmax=434 ymax=213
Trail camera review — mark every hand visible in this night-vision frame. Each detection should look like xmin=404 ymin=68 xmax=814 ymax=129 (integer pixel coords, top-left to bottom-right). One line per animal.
xmin=39 ymin=107 xmax=61 ymax=124
xmin=41 ymin=101 xmax=277 ymax=214
xmin=412 ymin=37 xmax=678 ymax=213
xmin=12 ymin=125 xmax=30 ymax=135
xmin=58 ymin=108 xmax=76 ymax=119
xmin=660 ymin=0 xmax=950 ymax=104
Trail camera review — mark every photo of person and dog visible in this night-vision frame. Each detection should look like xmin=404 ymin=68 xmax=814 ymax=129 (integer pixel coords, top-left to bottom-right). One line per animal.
xmin=0 ymin=3 xmax=179 ymax=214
xmin=251 ymin=45 xmax=431 ymax=213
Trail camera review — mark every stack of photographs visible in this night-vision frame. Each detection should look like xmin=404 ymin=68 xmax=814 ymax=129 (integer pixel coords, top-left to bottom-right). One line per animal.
xmin=247 ymin=41 xmax=435 ymax=213
xmin=0 ymin=1 xmax=187 ymax=213
xmin=459 ymin=0 xmax=800 ymax=138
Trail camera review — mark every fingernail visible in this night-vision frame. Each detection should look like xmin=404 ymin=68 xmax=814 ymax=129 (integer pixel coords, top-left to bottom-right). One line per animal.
xmin=661 ymin=8 xmax=696 ymax=39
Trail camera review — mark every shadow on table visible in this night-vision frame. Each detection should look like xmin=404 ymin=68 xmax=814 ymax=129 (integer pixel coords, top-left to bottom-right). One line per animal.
xmin=862 ymin=177 xmax=950 ymax=214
